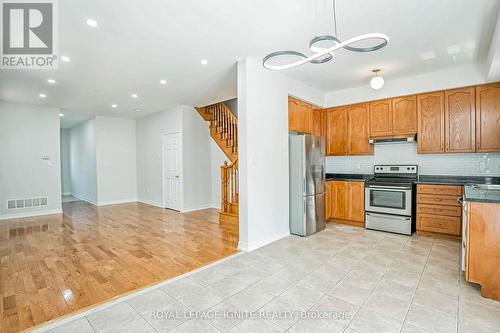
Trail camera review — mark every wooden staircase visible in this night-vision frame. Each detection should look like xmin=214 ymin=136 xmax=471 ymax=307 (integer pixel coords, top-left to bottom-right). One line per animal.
xmin=196 ymin=103 xmax=238 ymax=224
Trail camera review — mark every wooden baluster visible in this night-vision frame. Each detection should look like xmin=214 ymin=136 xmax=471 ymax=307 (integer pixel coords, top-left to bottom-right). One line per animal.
xmin=214 ymin=106 xmax=218 ymax=129
xmin=233 ymin=164 xmax=236 ymax=204
xmin=229 ymin=120 xmax=233 ymax=153
xmin=232 ymin=121 xmax=236 ymax=152
xmin=221 ymin=161 xmax=228 ymax=213
xmin=222 ymin=106 xmax=226 ymax=139
xmin=225 ymin=109 xmax=228 ymax=141
xmin=235 ymin=124 xmax=238 ymax=153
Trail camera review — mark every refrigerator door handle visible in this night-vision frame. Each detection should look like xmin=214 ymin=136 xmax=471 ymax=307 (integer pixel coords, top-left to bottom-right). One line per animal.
xmin=303 ymin=198 xmax=306 ymax=217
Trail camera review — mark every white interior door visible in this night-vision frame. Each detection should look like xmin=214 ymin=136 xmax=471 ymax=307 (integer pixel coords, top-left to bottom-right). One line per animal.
xmin=163 ymin=133 xmax=181 ymax=210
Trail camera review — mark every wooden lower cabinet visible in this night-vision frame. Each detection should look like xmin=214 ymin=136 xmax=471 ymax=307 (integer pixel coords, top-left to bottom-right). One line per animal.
xmin=416 ymin=184 xmax=463 ymax=237
xmin=466 ymin=201 xmax=500 ymax=301
xmin=417 ymin=214 xmax=461 ymax=236
xmin=326 ymin=180 xmax=365 ymax=226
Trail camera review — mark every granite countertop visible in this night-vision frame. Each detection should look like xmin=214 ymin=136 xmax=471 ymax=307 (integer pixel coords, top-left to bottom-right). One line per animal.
xmin=416 ymin=175 xmax=500 ymax=186
xmin=464 ymin=185 xmax=500 ymax=204
xmin=325 ymin=173 xmax=373 ymax=181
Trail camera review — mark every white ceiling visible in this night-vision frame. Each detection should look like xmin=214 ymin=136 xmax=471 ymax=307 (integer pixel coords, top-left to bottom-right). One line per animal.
xmin=0 ymin=0 xmax=498 ymax=128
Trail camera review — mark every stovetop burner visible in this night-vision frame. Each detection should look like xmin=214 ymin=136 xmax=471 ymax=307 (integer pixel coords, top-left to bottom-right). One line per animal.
xmin=366 ymin=164 xmax=418 ymax=187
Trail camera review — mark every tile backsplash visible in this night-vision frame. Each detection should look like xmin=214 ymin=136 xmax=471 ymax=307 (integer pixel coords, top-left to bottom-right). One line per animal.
xmin=326 ymin=143 xmax=500 ymax=176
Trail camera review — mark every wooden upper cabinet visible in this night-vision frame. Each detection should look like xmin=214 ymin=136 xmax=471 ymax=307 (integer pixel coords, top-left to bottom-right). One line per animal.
xmin=326 ymin=107 xmax=348 ymax=156
xmin=393 ymin=95 xmax=417 ymax=135
xmin=476 ymin=83 xmax=500 ymax=152
xmin=288 ymin=97 xmax=312 ymax=134
xmin=312 ymin=108 xmax=325 ymax=137
xmin=288 ymin=96 xmax=300 ymax=132
xmin=347 ymin=103 xmax=373 ymax=155
xmin=369 ymin=99 xmax=393 ymax=137
xmin=417 ymin=92 xmax=445 ymax=154
xmin=299 ymin=100 xmax=312 ymax=134
xmin=445 ymin=87 xmax=476 ymax=153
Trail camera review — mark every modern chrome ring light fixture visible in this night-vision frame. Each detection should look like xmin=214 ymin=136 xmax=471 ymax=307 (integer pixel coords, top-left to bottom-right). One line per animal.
xmin=263 ymin=0 xmax=389 ymax=70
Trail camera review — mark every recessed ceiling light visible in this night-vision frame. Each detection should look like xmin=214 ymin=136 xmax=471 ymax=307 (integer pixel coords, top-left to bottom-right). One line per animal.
xmin=59 ymin=113 xmax=64 ymax=117
xmin=85 ymin=18 xmax=98 ymax=27
xmin=160 ymin=80 xmax=167 ymax=85
xmin=200 ymin=59 xmax=208 ymax=65
xmin=111 ymin=104 xmax=118 ymax=108
xmin=134 ymin=108 xmax=142 ymax=112
xmin=131 ymin=94 xmax=138 ymax=99
xmin=47 ymin=78 xmax=56 ymax=84
xmin=39 ymin=93 xmax=47 ymax=98
xmin=61 ymin=56 xmax=71 ymax=62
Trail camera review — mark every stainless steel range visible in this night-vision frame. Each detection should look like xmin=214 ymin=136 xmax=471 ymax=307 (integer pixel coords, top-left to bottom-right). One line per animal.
xmin=365 ymin=165 xmax=418 ymax=235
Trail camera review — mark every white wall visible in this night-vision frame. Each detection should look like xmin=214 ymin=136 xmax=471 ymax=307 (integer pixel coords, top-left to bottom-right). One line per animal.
xmin=95 ymin=116 xmax=137 ymax=205
xmin=237 ymin=57 xmax=324 ymax=251
xmin=182 ymin=107 xmax=212 ymax=211
xmin=224 ymin=98 xmax=238 ymax=116
xmin=0 ymin=101 xmax=62 ymax=220
xmin=327 ymin=143 xmax=500 ymax=176
xmin=70 ymin=118 xmax=98 ymax=204
xmin=136 ymin=106 xmax=183 ymax=207
xmin=324 ymin=64 xmax=486 ymax=107
xmin=60 ymin=129 xmax=72 ymax=195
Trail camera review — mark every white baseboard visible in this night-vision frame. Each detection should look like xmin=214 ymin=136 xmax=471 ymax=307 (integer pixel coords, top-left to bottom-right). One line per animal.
xmin=238 ymin=230 xmax=290 ymax=252
xmin=0 ymin=209 xmax=63 ymax=221
xmin=62 ymin=192 xmax=72 ymax=196
xmin=71 ymin=194 xmax=98 ymax=206
xmin=137 ymin=199 xmax=164 ymax=208
xmin=98 ymin=199 xmax=138 ymax=206
xmin=181 ymin=204 xmax=214 ymax=213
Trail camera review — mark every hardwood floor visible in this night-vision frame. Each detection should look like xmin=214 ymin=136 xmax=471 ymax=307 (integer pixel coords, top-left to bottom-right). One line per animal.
xmin=0 ymin=202 xmax=239 ymax=333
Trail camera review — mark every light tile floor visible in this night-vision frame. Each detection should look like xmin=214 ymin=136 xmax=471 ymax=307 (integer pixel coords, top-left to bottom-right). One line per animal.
xmin=41 ymin=224 xmax=500 ymax=333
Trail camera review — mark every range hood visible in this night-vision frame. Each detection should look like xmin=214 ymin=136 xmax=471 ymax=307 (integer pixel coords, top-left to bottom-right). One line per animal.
xmin=369 ymin=135 xmax=416 ymax=144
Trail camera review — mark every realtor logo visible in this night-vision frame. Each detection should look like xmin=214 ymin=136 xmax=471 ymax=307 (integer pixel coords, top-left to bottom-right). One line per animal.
xmin=1 ymin=0 xmax=58 ymax=68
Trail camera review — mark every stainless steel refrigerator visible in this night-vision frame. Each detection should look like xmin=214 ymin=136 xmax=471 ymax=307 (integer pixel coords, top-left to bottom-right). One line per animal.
xmin=289 ymin=133 xmax=326 ymax=236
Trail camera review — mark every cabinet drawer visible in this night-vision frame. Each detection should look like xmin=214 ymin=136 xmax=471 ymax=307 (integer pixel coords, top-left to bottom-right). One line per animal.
xmin=417 ymin=213 xmax=461 ymax=236
xmin=417 ymin=184 xmax=463 ymax=196
xmin=417 ymin=204 xmax=462 ymax=217
xmin=417 ymin=194 xmax=462 ymax=206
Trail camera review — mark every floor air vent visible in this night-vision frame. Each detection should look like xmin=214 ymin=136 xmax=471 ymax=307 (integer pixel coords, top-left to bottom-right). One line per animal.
xmin=6 ymin=197 xmax=48 ymax=210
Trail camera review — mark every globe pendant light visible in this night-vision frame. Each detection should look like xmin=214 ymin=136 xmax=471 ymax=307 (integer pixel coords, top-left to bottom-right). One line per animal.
xmin=263 ymin=0 xmax=389 ymax=71
xmin=370 ymin=69 xmax=384 ymax=90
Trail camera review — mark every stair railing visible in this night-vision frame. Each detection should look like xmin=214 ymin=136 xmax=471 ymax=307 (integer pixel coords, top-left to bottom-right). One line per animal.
xmin=221 ymin=160 xmax=239 ymax=214
xmin=206 ymin=103 xmax=238 ymax=154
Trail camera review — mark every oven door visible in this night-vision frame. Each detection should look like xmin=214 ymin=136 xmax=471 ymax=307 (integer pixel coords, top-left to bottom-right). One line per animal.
xmin=365 ymin=185 xmax=412 ymax=216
